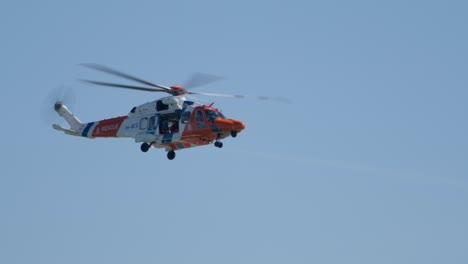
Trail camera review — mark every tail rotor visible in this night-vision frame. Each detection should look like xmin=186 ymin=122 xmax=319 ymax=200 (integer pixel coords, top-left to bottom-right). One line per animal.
xmin=40 ymin=86 xmax=76 ymax=126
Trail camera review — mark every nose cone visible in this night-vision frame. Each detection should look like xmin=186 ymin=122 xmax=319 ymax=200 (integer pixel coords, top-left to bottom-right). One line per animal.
xmin=214 ymin=119 xmax=246 ymax=133
xmin=235 ymin=120 xmax=246 ymax=131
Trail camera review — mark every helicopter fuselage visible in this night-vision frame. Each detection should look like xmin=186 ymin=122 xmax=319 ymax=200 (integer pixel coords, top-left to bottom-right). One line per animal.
xmin=54 ymin=64 xmax=250 ymax=160
xmin=54 ymin=96 xmax=246 ymax=159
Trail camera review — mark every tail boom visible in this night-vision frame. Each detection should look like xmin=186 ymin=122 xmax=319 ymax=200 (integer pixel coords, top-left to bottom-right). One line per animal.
xmin=53 ymin=102 xmax=129 ymax=138
xmin=80 ymin=116 xmax=128 ymax=138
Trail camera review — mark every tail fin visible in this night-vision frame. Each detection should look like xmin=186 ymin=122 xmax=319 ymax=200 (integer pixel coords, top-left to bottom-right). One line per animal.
xmin=54 ymin=102 xmax=83 ymax=131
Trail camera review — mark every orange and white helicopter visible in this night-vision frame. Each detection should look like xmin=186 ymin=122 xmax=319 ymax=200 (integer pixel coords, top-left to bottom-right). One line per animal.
xmin=52 ymin=64 xmax=250 ymax=160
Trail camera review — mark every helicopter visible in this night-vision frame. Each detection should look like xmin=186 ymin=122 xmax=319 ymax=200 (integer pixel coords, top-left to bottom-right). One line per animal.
xmin=52 ymin=64 xmax=248 ymax=160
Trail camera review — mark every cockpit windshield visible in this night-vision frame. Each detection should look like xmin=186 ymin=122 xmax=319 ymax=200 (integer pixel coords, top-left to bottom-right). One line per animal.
xmin=206 ymin=109 xmax=224 ymax=121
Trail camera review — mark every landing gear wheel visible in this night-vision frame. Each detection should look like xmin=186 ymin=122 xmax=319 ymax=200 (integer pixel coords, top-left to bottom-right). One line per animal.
xmin=214 ymin=141 xmax=223 ymax=148
xmin=140 ymin=142 xmax=150 ymax=152
xmin=231 ymin=130 xmax=237 ymax=138
xmin=167 ymin=150 xmax=176 ymax=160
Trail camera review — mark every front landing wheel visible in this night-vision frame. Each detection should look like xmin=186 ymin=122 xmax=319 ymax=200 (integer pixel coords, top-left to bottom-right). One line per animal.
xmin=231 ymin=130 xmax=237 ymax=138
xmin=167 ymin=150 xmax=176 ymax=160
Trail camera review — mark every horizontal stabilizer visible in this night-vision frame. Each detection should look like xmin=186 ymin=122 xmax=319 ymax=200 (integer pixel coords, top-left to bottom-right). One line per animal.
xmin=52 ymin=124 xmax=82 ymax=136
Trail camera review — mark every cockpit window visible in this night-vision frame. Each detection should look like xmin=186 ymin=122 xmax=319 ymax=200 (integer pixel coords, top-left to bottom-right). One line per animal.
xmin=195 ymin=110 xmax=204 ymax=122
xmin=206 ymin=110 xmax=223 ymax=121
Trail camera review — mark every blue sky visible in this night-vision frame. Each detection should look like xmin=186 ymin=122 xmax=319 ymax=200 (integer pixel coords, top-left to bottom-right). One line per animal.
xmin=1 ymin=0 xmax=467 ymax=263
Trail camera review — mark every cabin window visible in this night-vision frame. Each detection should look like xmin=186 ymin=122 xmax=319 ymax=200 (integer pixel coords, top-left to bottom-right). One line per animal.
xmin=195 ymin=110 xmax=204 ymax=122
xmin=181 ymin=111 xmax=191 ymax=123
xmin=139 ymin=117 xmax=148 ymax=130
xmin=148 ymin=116 xmax=157 ymax=130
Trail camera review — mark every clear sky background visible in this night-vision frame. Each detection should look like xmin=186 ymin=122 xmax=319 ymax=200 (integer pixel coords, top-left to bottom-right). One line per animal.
xmin=1 ymin=0 xmax=467 ymax=263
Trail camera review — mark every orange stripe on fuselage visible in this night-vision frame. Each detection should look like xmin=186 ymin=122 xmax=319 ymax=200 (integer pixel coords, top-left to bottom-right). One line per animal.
xmin=92 ymin=116 xmax=127 ymax=137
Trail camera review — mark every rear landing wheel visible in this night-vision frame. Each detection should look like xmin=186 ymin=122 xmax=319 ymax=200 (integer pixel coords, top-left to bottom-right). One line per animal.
xmin=141 ymin=143 xmax=150 ymax=152
xmin=214 ymin=141 xmax=223 ymax=148
xmin=167 ymin=150 xmax=176 ymax=160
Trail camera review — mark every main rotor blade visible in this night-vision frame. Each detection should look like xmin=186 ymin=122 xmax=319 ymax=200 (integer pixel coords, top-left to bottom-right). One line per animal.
xmin=183 ymin=73 xmax=224 ymax=90
xmin=190 ymin=92 xmax=291 ymax=102
xmin=80 ymin=79 xmax=169 ymax=93
xmin=81 ymin=64 xmax=171 ymax=91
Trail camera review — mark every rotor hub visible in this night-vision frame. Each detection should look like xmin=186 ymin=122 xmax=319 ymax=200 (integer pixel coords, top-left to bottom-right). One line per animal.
xmin=170 ymin=85 xmax=187 ymax=96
